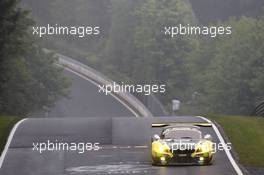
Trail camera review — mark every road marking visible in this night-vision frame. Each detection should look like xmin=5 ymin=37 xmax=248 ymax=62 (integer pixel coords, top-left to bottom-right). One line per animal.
xmin=134 ymin=146 xmax=148 ymax=149
xmin=61 ymin=66 xmax=139 ymax=117
xmin=100 ymin=145 xmax=148 ymax=149
xmin=0 ymin=118 xmax=28 ymax=169
xmin=197 ymin=116 xmax=244 ymax=175
xmin=119 ymin=146 xmax=131 ymax=149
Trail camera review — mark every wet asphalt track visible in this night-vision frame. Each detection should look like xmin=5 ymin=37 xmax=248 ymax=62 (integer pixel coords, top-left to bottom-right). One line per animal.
xmin=47 ymin=70 xmax=134 ymax=118
xmin=0 ymin=117 xmax=240 ymax=175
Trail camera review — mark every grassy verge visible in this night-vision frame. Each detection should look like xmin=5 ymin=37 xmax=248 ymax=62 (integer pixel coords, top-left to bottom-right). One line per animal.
xmin=206 ymin=115 xmax=264 ymax=166
xmin=0 ymin=116 xmax=22 ymax=154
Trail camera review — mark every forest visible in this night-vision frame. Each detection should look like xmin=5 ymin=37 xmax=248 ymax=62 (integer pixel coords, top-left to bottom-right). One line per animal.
xmin=3 ymin=0 xmax=264 ymax=115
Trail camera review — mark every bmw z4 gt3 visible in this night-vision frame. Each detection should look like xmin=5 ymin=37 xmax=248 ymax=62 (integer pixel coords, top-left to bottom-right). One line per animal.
xmin=152 ymin=125 xmax=214 ymax=165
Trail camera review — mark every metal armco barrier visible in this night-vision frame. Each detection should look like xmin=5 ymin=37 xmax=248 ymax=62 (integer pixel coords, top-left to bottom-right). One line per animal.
xmin=252 ymin=101 xmax=264 ymax=117
xmin=43 ymin=49 xmax=153 ymax=117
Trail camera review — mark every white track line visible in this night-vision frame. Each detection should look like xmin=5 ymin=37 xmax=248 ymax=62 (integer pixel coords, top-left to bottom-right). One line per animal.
xmin=197 ymin=116 xmax=243 ymax=175
xmin=100 ymin=145 xmax=148 ymax=149
xmin=0 ymin=118 xmax=28 ymax=168
xmin=63 ymin=67 xmax=139 ymax=117
xmin=134 ymin=145 xmax=148 ymax=148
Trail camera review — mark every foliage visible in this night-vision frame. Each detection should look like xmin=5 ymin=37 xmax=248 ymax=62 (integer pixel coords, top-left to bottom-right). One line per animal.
xmin=0 ymin=0 xmax=69 ymax=116
xmin=106 ymin=0 xmax=197 ymax=103
xmin=190 ymin=0 xmax=264 ymax=23
xmin=191 ymin=17 xmax=264 ymax=115
xmin=20 ymin=0 xmax=264 ymax=116
xmin=0 ymin=116 xmax=22 ymax=153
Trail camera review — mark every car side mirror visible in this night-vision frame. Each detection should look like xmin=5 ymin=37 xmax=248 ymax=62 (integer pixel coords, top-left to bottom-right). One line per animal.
xmin=204 ymin=134 xmax=212 ymax=141
xmin=152 ymin=134 xmax=160 ymax=142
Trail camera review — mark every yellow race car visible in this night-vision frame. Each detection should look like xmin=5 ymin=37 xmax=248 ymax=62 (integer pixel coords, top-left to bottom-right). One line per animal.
xmin=152 ymin=125 xmax=214 ymax=165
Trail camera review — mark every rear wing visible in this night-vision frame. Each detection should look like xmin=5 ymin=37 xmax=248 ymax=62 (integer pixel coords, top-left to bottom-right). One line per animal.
xmin=152 ymin=123 xmax=212 ymax=128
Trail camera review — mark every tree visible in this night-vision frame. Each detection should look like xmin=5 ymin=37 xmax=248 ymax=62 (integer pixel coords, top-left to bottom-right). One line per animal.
xmin=193 ymin=17 xmax=264 ymax=115
xmin=104 ymin=0 xmax=143 ymax=82
xmin=189 ymin=0 xmax=264 ymax=23
xmin=132 ymin=0 xmax=197 ymax=103
xmin=0 ymin=0 xmax=69 ymax=116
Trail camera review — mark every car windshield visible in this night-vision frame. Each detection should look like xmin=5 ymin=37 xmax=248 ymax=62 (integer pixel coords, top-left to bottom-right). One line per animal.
xmin=162 ymin=128 xmax=201 ymax=140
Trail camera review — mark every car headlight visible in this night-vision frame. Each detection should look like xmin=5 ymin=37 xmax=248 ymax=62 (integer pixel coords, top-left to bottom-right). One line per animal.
xmin=159 ymin=146 xmax=164 ymax=153
xmin=192 ymin=141 xmax=213 ymax=159
xmin=157 ymin=145 xmax=168 ymax=153
xmin=196 ymin=142 xmax=210 ymax=153
xmin=152 ymin=141 xmax=173 ymax=159
xmin=196 ymin=147 xmax=203 ymax=153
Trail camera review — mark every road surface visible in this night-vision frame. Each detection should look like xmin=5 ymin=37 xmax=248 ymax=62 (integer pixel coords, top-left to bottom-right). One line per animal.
xmin=0 ymin=116 xmax=244 ymax=175
xmin=48 ymin=70 xmax=134 ymax=117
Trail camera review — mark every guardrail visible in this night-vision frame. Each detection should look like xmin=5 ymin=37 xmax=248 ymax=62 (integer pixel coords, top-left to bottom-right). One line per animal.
xmin=252 ymin=101 xmax=264 ymax=117
xmin=44 ymin=49 xmax=152 ymax=117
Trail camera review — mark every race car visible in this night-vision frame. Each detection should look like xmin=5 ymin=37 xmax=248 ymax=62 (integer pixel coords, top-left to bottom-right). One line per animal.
xmin=151 ymin=125 xmax=214 ymax=165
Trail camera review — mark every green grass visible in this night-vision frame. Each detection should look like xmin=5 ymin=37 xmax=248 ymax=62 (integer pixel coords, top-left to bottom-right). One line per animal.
xmin=206 ymin=115 xmax=264 ymax=166
xmin=0 ymin=116 xmax=22 ymax=154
